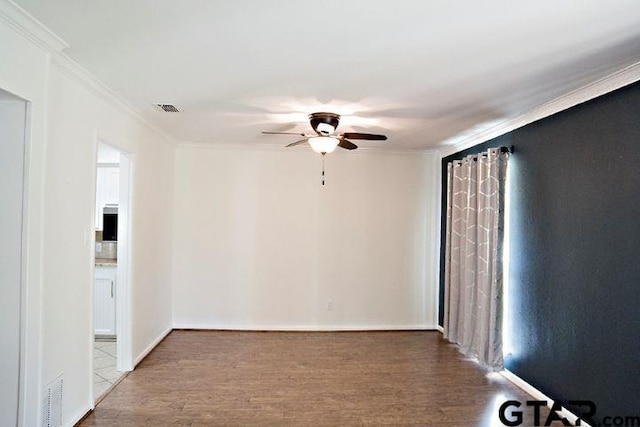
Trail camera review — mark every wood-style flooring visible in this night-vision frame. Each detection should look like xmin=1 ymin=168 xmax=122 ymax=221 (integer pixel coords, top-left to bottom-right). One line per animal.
xmin=79 ymin=330 xmax=562 ymax=426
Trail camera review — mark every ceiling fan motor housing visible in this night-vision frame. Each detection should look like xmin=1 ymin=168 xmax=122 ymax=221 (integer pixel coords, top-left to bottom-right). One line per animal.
xmin=309 ymin=112 xmax=340 ymax=135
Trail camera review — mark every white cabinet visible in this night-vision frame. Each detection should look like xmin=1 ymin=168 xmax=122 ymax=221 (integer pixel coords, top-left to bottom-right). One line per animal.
xmin=94 ymin=266 xmax=116 ymax=336
xmin=95 ymin=166 xmax=119 ymax=230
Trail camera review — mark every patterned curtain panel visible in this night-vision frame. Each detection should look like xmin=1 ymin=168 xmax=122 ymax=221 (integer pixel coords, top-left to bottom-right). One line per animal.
xmin=443 ymin=148 xmax=508 ymax=370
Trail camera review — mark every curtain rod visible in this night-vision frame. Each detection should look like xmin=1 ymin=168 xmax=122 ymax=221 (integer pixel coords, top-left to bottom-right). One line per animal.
xmin=500 ymin=146 xmax=514 ymax=154
xmin=456 ymin=146 xmax=514 ymax=157
xmin=450 ymin=146 xmax=514 ymax=165
xmin=476 ymin=146 xmax=514 ymax=156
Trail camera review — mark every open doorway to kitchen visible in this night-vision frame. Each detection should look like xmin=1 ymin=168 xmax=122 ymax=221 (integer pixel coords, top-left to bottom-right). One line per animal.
xmin=92 ymin=142 xmax=132 ymax=402
xmin=0 ymin=88 xmax=28 ymax=426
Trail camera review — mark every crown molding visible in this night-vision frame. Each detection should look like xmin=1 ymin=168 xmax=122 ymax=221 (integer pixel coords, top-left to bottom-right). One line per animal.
xmin=440 ymin=60 xmax=640 ymax=157
xmin=0 ymin=0 xmax=68 ymax=52
xmin=0 ymin=0 xmax=177 ymax=147
xmin=179 ymin=141 xmax=291 ymax=151
xmin=51 ymin=55 xmax=177 ymax=147
xmin=7 ymin=0 xmax=636 ymax=157
xmin=178 ymin=140 xmax=436 ymax=157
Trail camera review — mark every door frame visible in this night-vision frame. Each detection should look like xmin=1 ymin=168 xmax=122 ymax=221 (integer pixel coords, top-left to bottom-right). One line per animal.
xmin=0 ymin=88 xmax=30 ymax=427
xmin=17 ymin=97 xmax=30 ymax=427
xmin=89 ymin=136 xmax=133 ymax=405
xmin=115 ymin=149 xmax=133 ymax=372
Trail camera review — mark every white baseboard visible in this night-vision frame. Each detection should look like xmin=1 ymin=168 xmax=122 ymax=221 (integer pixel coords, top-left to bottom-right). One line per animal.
xmin=501 ymin=369 xmax=592 ymax=427
xmin=133 ymin=325 xmax=437 ymax=369
xmin=172 ymin=324 xmax=438 ymax=332
xmin=133 ymin=327 xmax=172 ymax=368
xmin=68 ymin=329 xmax=172 ymax=425
xmin=435 ymin=325 xmax=444 ymax=333
xmin=66 ymin=403 xmax=91 ymax=427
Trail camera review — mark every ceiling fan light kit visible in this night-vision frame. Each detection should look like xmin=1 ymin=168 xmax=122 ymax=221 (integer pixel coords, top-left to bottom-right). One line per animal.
xmin=261 ymin=111 xmax=388 ymax=154
xmin=261 ymin=111 xmax=388 ymax=185
xmin=308 ymin=136 xmax=339 ymax=154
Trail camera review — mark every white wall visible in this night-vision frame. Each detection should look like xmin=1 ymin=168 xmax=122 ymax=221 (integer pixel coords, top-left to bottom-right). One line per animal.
xmin=40 ymin=64 xmax=175 ymax=423
xmin=0 ymin=3 xmax=176 ymax=423
xmin=2 ymin=3 xmax=440 ymax=424
xmin=172 ymin=146 xmax=439 ymax=330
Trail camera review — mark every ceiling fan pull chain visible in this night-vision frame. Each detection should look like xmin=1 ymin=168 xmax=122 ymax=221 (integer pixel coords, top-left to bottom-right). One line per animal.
xmin=322 ymin=154 xmax=325 ymax=186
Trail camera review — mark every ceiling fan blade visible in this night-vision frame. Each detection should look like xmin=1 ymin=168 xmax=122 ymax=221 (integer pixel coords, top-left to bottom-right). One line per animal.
xmin=285 ymin=138 xmax=308 ymax=147
xmin=338 ymin=139 xmax=358 ymax=150
xmin=340 ymin=132 xmax=387 ymax=141
xmin=262 ymin=131 xmax=307 ymax=136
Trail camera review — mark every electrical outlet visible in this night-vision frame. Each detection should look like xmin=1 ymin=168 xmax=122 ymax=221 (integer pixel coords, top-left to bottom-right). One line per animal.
xmin=327 ymin=299 xmax=333 ymax=311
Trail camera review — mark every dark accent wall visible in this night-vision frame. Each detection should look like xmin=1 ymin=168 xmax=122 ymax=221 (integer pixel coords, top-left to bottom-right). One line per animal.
xmin=439 ymin=80 xmax=640 ymax=423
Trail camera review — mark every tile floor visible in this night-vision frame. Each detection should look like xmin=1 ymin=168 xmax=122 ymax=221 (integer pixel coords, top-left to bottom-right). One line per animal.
xmin=93 ymin=340 xmax=124 ymax=399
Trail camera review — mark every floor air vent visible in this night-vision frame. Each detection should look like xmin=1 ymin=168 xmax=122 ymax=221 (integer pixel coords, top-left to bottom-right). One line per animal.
xmin=42 ymin=375 xmax=63 ymax=427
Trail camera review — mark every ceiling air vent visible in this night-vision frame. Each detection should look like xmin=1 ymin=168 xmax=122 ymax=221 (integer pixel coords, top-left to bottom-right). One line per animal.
xmin=156 ymin=104 xmax=180 ymax=113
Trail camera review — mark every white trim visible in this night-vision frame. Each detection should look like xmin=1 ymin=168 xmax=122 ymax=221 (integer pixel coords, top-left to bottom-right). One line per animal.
xmin=14 ymin=59 xmax=50 ymax=427
xmin=500 ymin=369 xmax=550 ymax=402
xmin=51 ymin=56 xmax=177 ymax=147
xmin=440 ymin=60 xmax=640 ymax=157
xmin=16 ymin=95 xmax=29 ymax=427
xmin=0 ymin=1 xmax=176 ymax=147
xmin=501 ymin=369 xmax=593 ymax=427
xmin=66 ymin=404 xmax=91 ymax=427
xmin=177 ymin=140 xmax=437 ymax=155
xmin=431 ymin=151 xmax=443 ymax=328
xmin=435 ymin=325 xmax=444 ymax=333
xmin=87 ymin=132 xmax=99 ymax=409
xmin=132 ymin=326 xmax=440 ymax=369
xmin=115 ymin=150 xmax=133 ymax=372
xmin=4 ymin=0 xmax=640 ymax=161
xmin=172 ymin=324 xmax=438 ymax=331
xmin=1 ymin=92 xmax=32 ymax=427
xmin=133 ymin=327 xmax=172 ymax=368
xmin=0 ymin=0 xmax=68 ymax=53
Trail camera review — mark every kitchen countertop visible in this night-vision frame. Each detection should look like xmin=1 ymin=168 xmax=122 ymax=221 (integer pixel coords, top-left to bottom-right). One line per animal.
xmin=95 ymin=258 xmax=117 ymax=266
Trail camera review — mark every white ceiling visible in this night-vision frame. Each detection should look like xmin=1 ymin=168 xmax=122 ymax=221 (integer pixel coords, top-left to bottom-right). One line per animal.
xmin=14 ymin=0 xmax=640 ymax=150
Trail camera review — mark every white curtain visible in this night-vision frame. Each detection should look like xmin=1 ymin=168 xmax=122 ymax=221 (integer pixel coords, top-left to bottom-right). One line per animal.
xmin=443 ymin=147 xmax=508 ymax=370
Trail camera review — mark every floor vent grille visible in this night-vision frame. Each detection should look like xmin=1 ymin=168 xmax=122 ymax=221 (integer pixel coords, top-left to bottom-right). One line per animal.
xmin=42 ymin=375 xmax=63 ymax=427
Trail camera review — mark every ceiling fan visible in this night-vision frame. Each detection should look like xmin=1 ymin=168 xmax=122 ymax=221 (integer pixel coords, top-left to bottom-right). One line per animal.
xmin=262 ymin=112 xmax=387 ymax=154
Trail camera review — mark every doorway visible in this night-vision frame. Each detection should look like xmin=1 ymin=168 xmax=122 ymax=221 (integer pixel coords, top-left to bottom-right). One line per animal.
xmin=0 ymin=89 xmax=28 ymax=426
xmin=92 ymin=142 xmax=132 ymax=401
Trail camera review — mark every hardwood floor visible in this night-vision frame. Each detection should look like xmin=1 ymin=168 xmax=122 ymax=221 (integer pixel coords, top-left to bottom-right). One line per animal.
xmin=79 ymin=331 xmax=562 ymax=426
